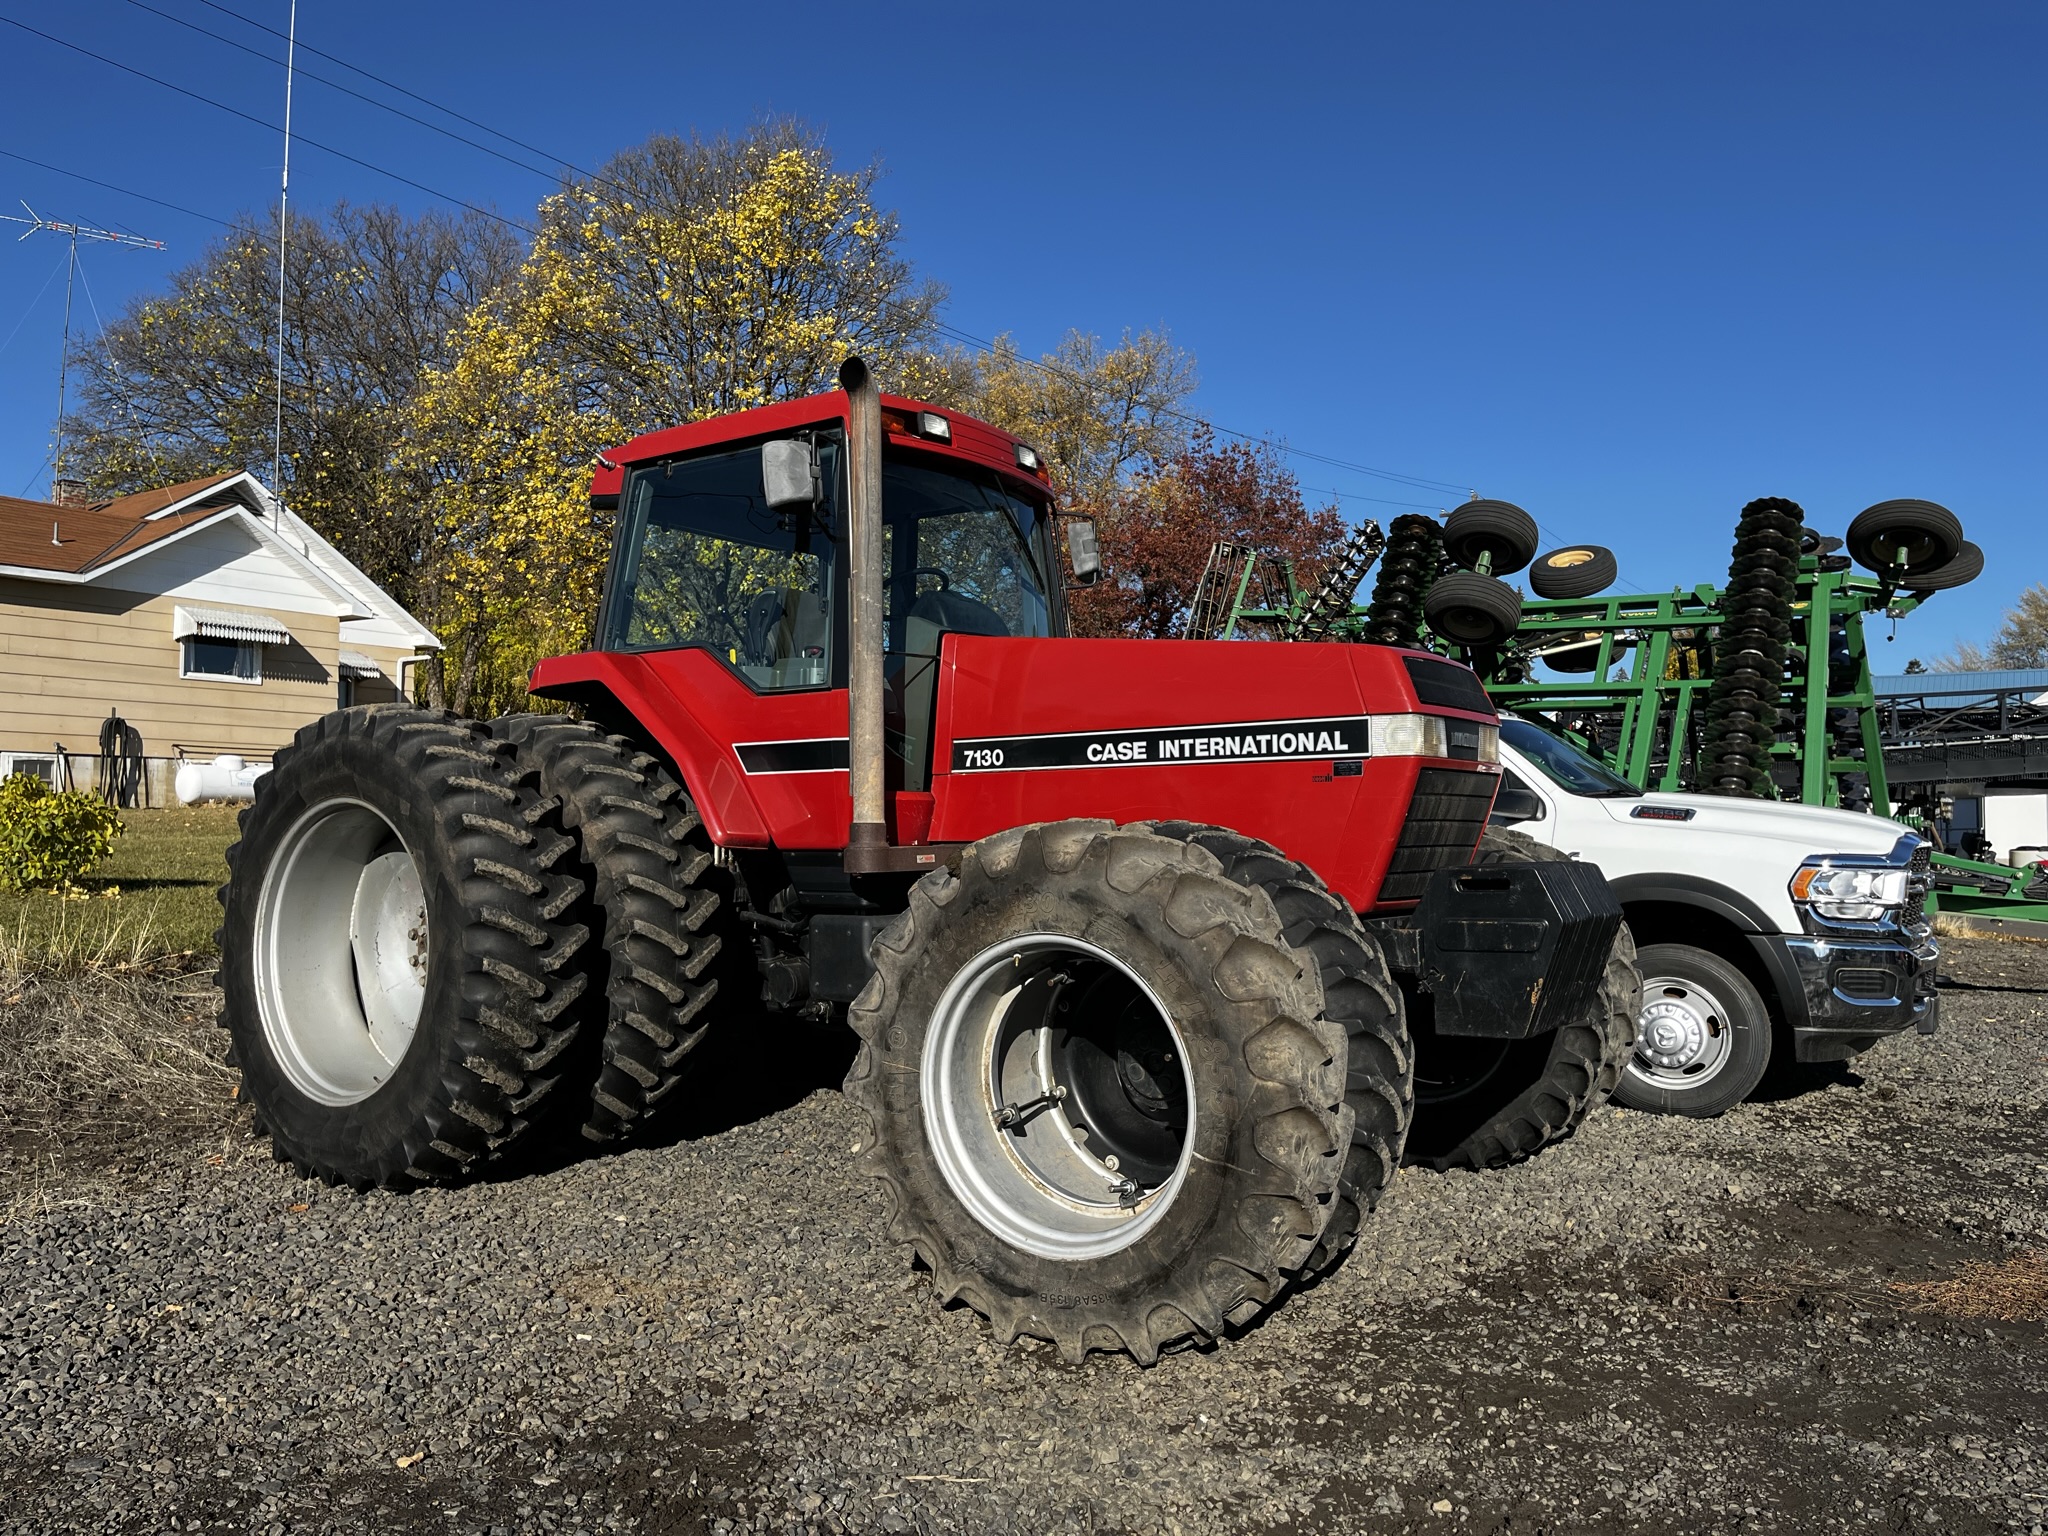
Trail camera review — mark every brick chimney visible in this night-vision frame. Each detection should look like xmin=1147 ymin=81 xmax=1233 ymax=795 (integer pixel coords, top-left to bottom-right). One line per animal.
xmin=50 ymin=478 xmax=90 ymax=509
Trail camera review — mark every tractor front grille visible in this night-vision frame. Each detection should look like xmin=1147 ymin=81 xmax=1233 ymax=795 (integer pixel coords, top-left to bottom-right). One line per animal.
xmin=1381 ymin=767 xmax=1496 ymax=903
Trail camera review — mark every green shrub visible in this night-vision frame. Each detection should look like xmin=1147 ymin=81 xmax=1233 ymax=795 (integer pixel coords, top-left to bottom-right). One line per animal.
xmin=0 ymin=774 xmax=124 ymax=893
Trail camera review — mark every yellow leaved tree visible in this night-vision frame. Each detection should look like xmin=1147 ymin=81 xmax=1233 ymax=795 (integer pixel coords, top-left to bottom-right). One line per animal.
xmin=406 ymin=123 xmax=961 ymax=714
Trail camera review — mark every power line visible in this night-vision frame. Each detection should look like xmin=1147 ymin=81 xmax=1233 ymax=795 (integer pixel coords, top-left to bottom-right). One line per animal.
xmin=121 ymin=0 xmax=567 ymax=187
xmin=190 ymin=0 xmax=603 ymax=180
xmin=0 ymin=248 xmax=70 ymax=358
xmin=0 ymin=14 xmax=535 ymax=237
xmin=6 ymin=13 xmax=1489 ymax=518
xmin=0 ymin=147 xmax=230 ymax=227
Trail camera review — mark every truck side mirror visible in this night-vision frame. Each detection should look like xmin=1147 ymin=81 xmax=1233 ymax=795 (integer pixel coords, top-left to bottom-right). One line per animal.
xmin=1490 ymin=784 xmax=1545 ymax=825
xmin=762 ymin=439 xmax=817 ymax=509
xmin=1066 ymin=518 xmax=1103 ymax=586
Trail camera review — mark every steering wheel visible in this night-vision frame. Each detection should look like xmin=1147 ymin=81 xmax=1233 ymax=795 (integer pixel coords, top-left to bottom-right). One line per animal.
xmin=911 ymin=567 xmax=952 ymax=592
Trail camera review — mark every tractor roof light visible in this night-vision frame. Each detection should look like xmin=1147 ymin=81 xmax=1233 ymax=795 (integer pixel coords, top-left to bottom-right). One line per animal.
xmin=918 ymin=411 xmax=951 ymax=441
xmin=1015 ymin=443 xmax=1043 ymax=475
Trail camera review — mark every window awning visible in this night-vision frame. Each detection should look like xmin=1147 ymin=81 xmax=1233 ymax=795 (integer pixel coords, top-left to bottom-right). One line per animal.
xmin=337 ymin=649 xmax=382 ymax=680
xmin=172 ymin=604 xmax=291 ymax=645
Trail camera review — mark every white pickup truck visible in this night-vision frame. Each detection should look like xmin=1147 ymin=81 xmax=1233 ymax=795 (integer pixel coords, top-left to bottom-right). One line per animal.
xmin=1492 ymin=716 xmax=1940 ymax=1116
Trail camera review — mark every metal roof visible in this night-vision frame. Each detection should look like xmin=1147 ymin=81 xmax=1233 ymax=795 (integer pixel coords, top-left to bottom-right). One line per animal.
xmin=172 ymin=605 xmax=292 ymax=645
xmin=1874 ymin=669 xmax=2048 ymax=699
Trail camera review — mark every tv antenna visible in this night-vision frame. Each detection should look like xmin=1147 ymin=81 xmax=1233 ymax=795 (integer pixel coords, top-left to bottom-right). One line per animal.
xmin=3 ymin=202 xmax=166 ymax=488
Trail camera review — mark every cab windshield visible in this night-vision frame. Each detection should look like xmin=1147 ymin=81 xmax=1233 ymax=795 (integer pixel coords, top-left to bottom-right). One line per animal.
xmin=603 ymin=438 xmax=1053 ymax=694
xmin=1499 ymin=716 xmax=1642 ymax=798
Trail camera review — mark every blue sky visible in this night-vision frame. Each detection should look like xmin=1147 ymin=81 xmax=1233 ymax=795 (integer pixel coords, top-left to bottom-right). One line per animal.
xmin=1 ymin=0 xmax=2041 ymax=661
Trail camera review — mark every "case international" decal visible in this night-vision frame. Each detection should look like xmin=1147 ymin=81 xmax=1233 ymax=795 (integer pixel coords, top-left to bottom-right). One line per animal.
xmin=950 ymin=716 xmax=1372 ymax=774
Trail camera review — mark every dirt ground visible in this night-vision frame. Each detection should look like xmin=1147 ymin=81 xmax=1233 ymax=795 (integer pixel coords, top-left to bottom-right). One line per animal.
xmin=2 ymin=935 xmax=2043 ymax=1536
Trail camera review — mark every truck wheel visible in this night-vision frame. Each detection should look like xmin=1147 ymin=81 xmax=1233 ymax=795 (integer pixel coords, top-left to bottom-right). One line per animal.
xmin=1612 ymin=943 xmax=1771 ymax=1117
xmin=218 ymin=707 xmax=593 ymax=1189
xmin=1146 ymin=823 xmax=1411 ymax=1278
xmin=845 ymin=821 xmax=1351 ymax=1363
xmin=1406 ymin=828 xmax=1639 ymax=1171
xmin=492 ymin=716 xmax=737 ymax=1144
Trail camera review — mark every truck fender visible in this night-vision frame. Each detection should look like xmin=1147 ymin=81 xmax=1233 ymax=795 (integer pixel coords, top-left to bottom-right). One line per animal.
xmin=1607 ymin=873 xmax=1776 ymax=935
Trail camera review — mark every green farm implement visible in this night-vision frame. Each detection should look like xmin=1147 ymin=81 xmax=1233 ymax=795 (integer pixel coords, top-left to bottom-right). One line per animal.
xmin=1191 ymin=495 xmax=2048 ymax=929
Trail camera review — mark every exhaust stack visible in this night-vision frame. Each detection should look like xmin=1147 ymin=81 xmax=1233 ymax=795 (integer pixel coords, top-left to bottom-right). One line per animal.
xmin=840 ymin=356 xmax=889 ymax=868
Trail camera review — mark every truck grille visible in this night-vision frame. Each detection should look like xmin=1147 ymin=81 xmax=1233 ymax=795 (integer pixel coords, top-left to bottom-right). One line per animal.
xmin=1902 ymin=843 xmax=1932 ymax=934
xmin=1382 ymin=768 xmax=1496 ymax=902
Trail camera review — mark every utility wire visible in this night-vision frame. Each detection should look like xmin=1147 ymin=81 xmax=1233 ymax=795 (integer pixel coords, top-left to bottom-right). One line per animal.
xmin=85 ymin=9 xmax=1481 ymax=507
xmin=191 ymin=0 xmax=603 ymax=179
xmin=10 ymin=13 xmax=1485 ymax=517
xmin=122 ymin=0 xmax=566 ymax=186
xmin=0 ymin=249 xmax=70 ymax=359
xmin=0 ymin=146 xmax=229 ymax=227
xmin=0 ymin=15 xmax=535 ymax=237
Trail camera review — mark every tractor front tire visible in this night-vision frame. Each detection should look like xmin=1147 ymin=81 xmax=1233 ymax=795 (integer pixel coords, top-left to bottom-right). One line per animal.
xmin=218 ymin=707 xmax=593 ymax=1190
xmin=492 ymin=716 xmax=740 ymax=1145
xmin=1147 ymin=822 xmax=1410 ymax=1279
xmin=1406 ymin=829 xmax=1639 ymax=1171
xmin=845 ymin=821 xmax=1351 ymax=1363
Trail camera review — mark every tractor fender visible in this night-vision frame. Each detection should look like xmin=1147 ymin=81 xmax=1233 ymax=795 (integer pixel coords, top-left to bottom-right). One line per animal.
xmin=527 ymin=651 xmax=773 ymax=847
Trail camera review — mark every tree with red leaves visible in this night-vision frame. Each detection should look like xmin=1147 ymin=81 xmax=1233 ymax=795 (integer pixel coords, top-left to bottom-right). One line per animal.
xmin=1069 ymin=429 xmax=1349 ymax=639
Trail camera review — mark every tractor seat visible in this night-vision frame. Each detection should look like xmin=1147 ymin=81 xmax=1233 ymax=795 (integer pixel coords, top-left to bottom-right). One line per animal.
xmin=906 ymin=588 xmax=1009 ymax=646
xmin=741 ymin=588 xmax=828 ymax=684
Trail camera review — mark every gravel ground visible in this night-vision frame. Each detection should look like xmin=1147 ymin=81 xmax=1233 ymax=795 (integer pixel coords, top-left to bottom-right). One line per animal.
xmin=3 ymin=935 xmax=2043 ymax=1536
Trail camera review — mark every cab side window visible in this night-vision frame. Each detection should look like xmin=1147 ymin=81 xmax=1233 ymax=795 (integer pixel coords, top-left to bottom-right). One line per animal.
xmin=608 ymin=443 xmax=838 ymax=691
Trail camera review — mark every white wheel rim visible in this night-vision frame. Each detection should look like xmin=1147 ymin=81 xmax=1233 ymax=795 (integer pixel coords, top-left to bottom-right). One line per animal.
xmin=1626 ymin=972 xmax=1734 ymax=1093
xmin=254 ymin=798 xmax=429 ymax=1106
xmin=920 ymin=935 xmax=1196 ymax=1261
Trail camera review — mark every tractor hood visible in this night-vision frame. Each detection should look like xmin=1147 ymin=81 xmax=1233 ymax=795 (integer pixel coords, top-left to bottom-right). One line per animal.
xmin=1594 ymin=790 xmax=1917 ymax=859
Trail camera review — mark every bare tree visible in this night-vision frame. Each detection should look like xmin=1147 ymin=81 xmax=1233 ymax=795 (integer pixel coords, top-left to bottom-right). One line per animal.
xmin=63 ymin=203 xmax=521 ymax=615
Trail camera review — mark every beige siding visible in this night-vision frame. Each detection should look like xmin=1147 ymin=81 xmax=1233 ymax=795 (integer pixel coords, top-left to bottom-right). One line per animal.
xmin=0 ymin=578 xmax=351 ymax=759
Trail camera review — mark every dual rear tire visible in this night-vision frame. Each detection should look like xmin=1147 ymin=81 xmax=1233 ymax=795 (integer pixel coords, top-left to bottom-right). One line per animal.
xmin=219 ymin=708 xmax=733 ymax=1188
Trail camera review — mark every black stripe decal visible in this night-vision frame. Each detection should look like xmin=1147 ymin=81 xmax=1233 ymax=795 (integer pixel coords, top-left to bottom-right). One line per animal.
xmin=735 ymin=738 xmax=851 ymax=775
xmin=951 ymin=716 xmax=1372 ymax=774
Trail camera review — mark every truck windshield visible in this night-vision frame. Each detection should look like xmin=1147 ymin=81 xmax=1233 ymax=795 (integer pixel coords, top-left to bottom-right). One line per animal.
xmin=1499 ymin=716 xmax=1643 ymax=798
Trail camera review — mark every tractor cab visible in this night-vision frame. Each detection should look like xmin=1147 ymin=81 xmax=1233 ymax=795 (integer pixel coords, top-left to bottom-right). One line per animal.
xmin=587 ymin=395 xmax=1066 ymax=797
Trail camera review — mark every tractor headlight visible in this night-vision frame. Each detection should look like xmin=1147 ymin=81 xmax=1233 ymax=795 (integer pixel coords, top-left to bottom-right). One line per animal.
xmin=1373 ymin=714 xmax=1448 ymax=758
xmin=1790 ymin=860 xmax=1910 ymax=924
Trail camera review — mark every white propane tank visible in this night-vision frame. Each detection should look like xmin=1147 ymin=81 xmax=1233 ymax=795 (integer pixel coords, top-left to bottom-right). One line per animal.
xmin=174 ymin=754 xmax=271 ymax=804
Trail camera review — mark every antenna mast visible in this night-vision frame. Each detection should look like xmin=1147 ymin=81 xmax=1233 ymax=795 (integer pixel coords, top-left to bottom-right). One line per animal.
xmin=3 ymin=204 xmax=165 ymax=489
xmin=273 ymin=0 xmax=297 ymax=503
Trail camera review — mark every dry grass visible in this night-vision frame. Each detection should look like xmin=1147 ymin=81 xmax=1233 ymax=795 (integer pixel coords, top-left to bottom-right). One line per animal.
xmin=1891 ymin=1251 xmax=2048 ymax=1323
xmin=1933 ymin=913 xmax=2048 ymax=944
xmin=0 ymin=958 xmax=239 ymax=1222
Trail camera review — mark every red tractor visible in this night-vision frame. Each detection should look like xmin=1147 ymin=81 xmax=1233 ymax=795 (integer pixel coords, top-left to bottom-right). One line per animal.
xmin=218 ymin=360 xmax=1636 ymax=1362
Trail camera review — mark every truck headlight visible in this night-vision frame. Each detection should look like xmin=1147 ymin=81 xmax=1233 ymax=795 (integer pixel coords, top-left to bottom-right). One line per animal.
xmin=1790 ymin=860 xmax=1910 ymax=923
xmin=1373 ymin=714 xmax=1448 ymax=757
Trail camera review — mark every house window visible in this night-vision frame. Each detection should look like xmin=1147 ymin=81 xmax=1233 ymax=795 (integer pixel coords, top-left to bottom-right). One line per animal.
xmin=337 ymin=676 xmax=355 ymax=709
xmin=0 ymin=753 xmax=57 ymax=786
xmin=181 ymin=637 xmax=262 ymax=684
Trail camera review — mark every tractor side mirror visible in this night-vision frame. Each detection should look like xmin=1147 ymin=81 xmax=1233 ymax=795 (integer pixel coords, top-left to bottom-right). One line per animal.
xmin=1065 ymin=518 xmax=1103 ymax=586
xmin=1489 ymin=783 xmax=1545 ymax=826
xmin=762 ymin=439 xmax=817 ymax=509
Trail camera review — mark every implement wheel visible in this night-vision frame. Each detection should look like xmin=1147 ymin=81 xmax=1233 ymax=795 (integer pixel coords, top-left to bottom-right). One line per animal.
xmin=218 ymin=707 xmax=593 ymax=1189
xmin=846 ymin=821 xmax=1351 ymax=1363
